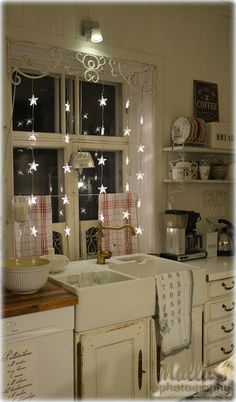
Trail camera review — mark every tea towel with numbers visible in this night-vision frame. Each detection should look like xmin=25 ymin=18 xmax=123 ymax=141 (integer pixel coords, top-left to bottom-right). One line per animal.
xmin=154 ymin=269 xmax=193 ymax=356
xmin=98 ymin=192 xmax=139 ymax=256
xmin=14 ymin=195 xmax=53 ymax=257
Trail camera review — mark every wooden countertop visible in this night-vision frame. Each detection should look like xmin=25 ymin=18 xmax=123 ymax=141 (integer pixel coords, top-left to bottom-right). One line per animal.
xmin=1 ymin=279 xmax=78 ymax=319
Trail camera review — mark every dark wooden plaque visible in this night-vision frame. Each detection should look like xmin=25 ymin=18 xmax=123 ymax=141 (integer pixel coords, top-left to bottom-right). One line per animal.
xmin=193 ymin=80 xmax=219 ymax=122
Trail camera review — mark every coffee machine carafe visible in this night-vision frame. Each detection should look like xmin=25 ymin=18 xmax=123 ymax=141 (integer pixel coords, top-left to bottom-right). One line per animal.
xmin=164 ymin=210 xmax=189 ymax=255
xmin=185 ymin=211 xmax=202 ymax=253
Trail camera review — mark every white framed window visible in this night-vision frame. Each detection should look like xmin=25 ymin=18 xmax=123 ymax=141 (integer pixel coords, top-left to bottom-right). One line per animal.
xmin=7 ymin=41 xmax=156 ymax=260
xmin=11 ymin=73 xmax=128 ymax=260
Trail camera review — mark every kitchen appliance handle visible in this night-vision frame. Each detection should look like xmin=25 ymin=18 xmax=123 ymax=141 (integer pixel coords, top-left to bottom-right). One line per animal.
xmin=221 ymin=344 xmax=234 ymax=355
xmin=222 ymin=281 xmax=234 ymax=290
xmin=218 ymin=218 xmax=233 ymax=227
xmin=222 ymin=302 xmax=235 ymax=312
xmin=221 ymin=323 xmax=234 ymax=333
xmin=138 ymin=350 xmax=146 ymax=390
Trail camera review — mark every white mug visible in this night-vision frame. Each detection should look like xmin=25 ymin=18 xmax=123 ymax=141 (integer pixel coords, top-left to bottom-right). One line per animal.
xmin=199 ymin=165 xmax=210 ymax=180
xmin=41 ymin=254 xmax=69 ymax=273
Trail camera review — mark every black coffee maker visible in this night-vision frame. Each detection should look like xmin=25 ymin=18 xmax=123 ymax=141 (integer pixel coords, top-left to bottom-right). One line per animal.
xmin=185 ymin=211 xmax=202 ymax=253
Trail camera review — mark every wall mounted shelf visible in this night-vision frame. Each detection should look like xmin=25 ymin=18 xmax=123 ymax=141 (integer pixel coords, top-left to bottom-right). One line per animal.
xmin=163 ymin=146 xmax=234 ymax=154
xmin=163 ymin=179 xmax=234 ymax=184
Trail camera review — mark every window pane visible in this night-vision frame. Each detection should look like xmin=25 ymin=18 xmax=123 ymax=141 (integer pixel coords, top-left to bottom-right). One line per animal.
xmin=79 ymin=81 xmax=122 ymax=136
xmin=78 ymin=150 xmax=123 ymax=220
xmin=12 ymin=74 xmax=60 ymax=133
xmin=13 ymin=148 xmax=64 ymax=222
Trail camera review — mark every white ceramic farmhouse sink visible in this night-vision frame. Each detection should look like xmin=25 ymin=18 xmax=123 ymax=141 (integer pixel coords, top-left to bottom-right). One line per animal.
xmin=109 ymin=254 xmax=206 ymax=307
xmin=62 ymin=270 xmax=134 ymax=288
xmin=50 ymin=262 xmax=155 ymax=332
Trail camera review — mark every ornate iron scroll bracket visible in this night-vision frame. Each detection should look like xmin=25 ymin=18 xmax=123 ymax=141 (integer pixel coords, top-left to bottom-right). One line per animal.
xmin=8 ymin=39 xmax=156 ymax=94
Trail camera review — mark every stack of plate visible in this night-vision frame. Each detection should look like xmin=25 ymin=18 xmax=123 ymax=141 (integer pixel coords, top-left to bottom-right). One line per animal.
xmin=171 ymin=117 xmax=207 ymax=146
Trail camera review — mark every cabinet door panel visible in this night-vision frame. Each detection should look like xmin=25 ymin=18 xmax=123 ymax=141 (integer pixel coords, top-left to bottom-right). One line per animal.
xmin=79 ymin=320 xmax=148 ymax=399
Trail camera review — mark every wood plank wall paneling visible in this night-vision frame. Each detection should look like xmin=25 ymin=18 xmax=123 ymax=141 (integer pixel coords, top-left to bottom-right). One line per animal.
xmin=6 ymin=3 xmax=24 ymax=28
xmin=3 ymin=2 xmax=233 ymax=253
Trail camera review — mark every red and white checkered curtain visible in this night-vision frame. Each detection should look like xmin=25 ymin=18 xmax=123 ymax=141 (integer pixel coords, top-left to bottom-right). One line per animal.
xmin=98 ymin=192 xmax=139 ymax=256
xmin=14 ymin=195 xmax=53 ymax=257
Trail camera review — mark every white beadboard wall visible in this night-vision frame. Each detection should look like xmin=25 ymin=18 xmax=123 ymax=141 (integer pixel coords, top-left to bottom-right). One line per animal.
xmin=3 ymin=3 xmax=233 ymax=253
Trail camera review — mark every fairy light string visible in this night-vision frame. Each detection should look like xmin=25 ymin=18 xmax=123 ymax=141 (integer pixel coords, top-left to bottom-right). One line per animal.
xmin=135 ymin=87 xmax=145 ymax=235
xmin=98 ymin=83 xmax=107 ymax=195
xmin=13 ymin=71 xmax=149 ymax=250
xmin=27 ymin=79 xmax=40 ymax=238
xmin=63 ymin=78 xmax=72 ymax=237
xmin=124 ymin=93 xmax=131 ymax=193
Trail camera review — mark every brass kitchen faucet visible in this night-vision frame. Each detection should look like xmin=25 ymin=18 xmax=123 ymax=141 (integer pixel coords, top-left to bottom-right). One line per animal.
xmin=96 ymin=220 xmax=136 ymax=264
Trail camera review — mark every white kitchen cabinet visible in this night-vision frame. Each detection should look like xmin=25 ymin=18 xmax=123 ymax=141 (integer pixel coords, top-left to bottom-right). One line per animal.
xmin=203 ymin=275 xmax=234 ymax=379
xmin=1 ymin=307 xmax=74 ymax=400
xmin=151 ymin=306 xmax=203 ymax=399
xmin=76 ymin=318 xmax=150 ymax=400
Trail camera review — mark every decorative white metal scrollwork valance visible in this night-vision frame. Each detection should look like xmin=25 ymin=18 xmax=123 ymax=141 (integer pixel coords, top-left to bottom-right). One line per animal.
xmin=8 ymin=38 xmax=156 ymax=93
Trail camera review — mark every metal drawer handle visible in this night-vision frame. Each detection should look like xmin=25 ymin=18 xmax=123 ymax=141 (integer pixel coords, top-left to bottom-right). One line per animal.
xmin=221 ymin=344 xmax=234 ymax=355
xmin=222 ymin=302 xmax=235 ymax=312
xmin=221 ymin=323 xmax=234 ymax=333
xmin=222 ymin=281 xmax=234 ymax=290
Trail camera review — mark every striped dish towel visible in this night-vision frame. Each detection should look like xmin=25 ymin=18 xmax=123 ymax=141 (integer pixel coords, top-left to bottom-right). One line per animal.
xmin=98 ymin=192 xmax=139 ymax=256
xmin=14 ymin=195 xmax=53 ymax=257
xmin=155 ymin=270 xmax=193 ymax=356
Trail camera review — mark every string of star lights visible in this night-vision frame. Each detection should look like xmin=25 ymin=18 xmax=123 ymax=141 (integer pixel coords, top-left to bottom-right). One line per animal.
xmin=135 ymin=89 xmax=145 ymax=236
xmin=124 ymin=97 xmax=131 ymax=193
xmin=97 ymin=84 xmax=108 ymax=196
xmin=27 ymin=81 xmax=40 ymax=237
xmin=78 ymin=82 xmax=89 ymax=216
xmin=62 ymin=79 xmax=72 ymax=237
xmin=64 ymin=78 xmax=71 ymax=143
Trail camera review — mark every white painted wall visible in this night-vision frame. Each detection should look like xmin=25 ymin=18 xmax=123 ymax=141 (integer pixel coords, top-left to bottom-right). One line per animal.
xmin=3 ymin=2 xmax=233 ymax=254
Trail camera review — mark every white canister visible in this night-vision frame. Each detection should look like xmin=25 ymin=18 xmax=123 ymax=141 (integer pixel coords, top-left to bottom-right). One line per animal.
xmin=199 ymin=160 xmax=210 ymax=180
xmin=226 ymin=163 xmax=235 ymax=180
xmin=202 ymin=232 xmax=218 ymax=257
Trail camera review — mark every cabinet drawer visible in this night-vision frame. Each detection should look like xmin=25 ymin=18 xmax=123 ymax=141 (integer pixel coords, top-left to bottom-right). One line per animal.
xmin=207 ymin=278 xmax=234 ymax=299
xmin=204 ymin=317 xmax=234 ymax=344
xmin=204 ymin=296 xmax=235 ymax=323
xmin=204 ymin=338 xmax=234 ymax=367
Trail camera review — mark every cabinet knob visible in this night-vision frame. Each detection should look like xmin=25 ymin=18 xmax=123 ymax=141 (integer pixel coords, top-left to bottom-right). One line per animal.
xmin=222 ymin=302 xmax=235 ymax=312
xmin=221 ymin=323 xmax=234 ymax=333
xmin=221 ymin=344 xmax=234 ymax=355
xmin=222 ymin=281 xmax=234 ymax=290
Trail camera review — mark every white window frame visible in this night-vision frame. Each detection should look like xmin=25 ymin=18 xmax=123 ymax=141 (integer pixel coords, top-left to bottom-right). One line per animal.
xmin=5 ymin=39 xmax=156 ymax=260
xmin=10 ymin=74 xmax=129 ymax=260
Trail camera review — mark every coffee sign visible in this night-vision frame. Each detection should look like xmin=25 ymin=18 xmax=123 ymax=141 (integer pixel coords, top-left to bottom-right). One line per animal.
xmin=193 ymin=80 xmax=219 ymax=122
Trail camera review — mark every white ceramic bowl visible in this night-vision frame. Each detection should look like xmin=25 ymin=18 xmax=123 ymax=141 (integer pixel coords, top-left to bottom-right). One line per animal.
xmin=41 ymin=254 xmax=69 ymax=273
xmin=2 ymin=257 xmax=50 ymax=294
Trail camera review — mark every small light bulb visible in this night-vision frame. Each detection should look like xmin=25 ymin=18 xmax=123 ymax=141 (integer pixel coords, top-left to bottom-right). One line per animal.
xmin=90 ymin=27 xmax=103 ymax=43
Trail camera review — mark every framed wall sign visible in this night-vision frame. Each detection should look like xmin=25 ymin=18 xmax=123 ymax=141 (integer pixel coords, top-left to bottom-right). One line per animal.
xmin=193 ymin=80 xmax=219 ymax=122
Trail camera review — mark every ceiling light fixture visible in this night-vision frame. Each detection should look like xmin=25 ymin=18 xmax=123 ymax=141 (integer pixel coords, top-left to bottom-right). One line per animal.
xmin=82 ymin=20 xmax=103 ymax=43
